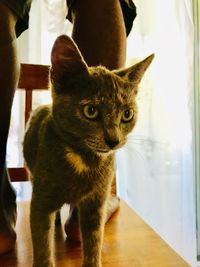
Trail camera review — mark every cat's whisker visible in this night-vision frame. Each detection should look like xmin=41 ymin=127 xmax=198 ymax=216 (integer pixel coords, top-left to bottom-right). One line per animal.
xmin=128 ymin=140 xmax=168 ymax=149
xmin=128 ymin=135 xmax=168 ymax=146
xmin=124 ymin=147 xmax=147 ymax=162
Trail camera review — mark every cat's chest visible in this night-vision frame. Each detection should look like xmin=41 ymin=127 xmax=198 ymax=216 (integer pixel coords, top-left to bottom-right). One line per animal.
xmin=65 ymin=149 xmax=91 ymax=175
xmin=64 ymin=148 xmax=114 ymax=177
xmin=34 ymin=143 xmax=114 ymax=205
xmin=50 ymin=147 xmax=114 ymax=203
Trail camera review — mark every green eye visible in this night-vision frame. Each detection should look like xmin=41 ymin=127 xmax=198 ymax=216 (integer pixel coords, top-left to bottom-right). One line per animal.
xmin=122 ymin=109 xmax=134 ymax=122
xmin=83 ymin=105 xmax=99 ymax=120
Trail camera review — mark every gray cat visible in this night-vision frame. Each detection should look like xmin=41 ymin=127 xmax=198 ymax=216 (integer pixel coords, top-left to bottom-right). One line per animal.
xmin=23 ymin=35 xmax=154 ymax=267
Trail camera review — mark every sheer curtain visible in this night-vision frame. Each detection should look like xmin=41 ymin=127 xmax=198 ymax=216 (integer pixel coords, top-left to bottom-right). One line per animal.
xmin=194 ymin=0 xmax=200 ymax=263
xmin=18 ymin=0 xmax=72 ymax=64
xmin=8 ymin=0 xmax=197 ymax=265
xmin=117 ymin=0 xmax=196 ymax=266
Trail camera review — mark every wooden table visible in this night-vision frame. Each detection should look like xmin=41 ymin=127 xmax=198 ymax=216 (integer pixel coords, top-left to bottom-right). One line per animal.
xmin=0 ymin=201 xmax=190 ymax=267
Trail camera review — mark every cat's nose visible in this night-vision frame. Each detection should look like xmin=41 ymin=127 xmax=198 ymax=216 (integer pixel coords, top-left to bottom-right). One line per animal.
xmin=105 ymin=138 xmax=120 ymax=149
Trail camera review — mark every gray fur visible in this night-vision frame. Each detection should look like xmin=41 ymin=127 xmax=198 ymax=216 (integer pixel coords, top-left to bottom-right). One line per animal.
xmin=23 ymin=35 xmax=154 ymax=267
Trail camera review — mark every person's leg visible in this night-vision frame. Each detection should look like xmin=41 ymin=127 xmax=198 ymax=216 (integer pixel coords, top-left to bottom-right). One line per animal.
xmin=65 ymin=0 xmax=127 ymax=241
xmin=71 ymin=0 xmax=126 ymax=69
xmin=0 ymin=2 xmax=20 ymax=254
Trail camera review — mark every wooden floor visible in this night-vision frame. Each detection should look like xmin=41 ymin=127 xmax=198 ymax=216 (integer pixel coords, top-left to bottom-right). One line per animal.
xmin=0 ymin=201 xmax=190 ymax=267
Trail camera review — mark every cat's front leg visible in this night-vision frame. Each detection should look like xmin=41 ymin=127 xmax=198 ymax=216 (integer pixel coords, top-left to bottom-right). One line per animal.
xmin=30 ymin=197 xmax=56 ymax=267
xmin=79 ymin=195 xmax=107 ymax=267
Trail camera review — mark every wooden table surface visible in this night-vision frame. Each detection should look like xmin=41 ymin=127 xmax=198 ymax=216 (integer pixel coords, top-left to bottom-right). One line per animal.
xmin=0 ymin=201 xmax=190 ymax=267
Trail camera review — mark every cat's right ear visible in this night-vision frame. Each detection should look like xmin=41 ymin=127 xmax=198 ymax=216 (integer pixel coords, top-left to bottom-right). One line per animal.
xmin=114 ymin=54 xmax=154 ymax=93
xmin=51 ymin=35 xmax=88 ymax=81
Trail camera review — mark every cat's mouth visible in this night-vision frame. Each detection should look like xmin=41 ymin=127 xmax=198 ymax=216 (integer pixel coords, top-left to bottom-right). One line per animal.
xmin=87 ymin=145 xmax=111 ymax=154
xmin=85 ymin=137 xmax=126 ymax=154
xmin=85 ymin=139 xmax=112 ymax=154
xmin=95 ymin=148 xmax=111 ymax=154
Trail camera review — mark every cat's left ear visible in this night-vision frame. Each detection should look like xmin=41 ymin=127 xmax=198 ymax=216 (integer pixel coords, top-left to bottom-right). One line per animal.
xmin=115 ymin=54 xmax=154 ymax=92
xmin=51 ymin=35 xmax=88 ymax=81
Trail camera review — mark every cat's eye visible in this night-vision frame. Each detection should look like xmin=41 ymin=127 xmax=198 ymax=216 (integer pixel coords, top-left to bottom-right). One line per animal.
xmin=121 ymin=109 xmax=134 ymax=122
xmin=83 ymin=105 xmax=99 ymax=120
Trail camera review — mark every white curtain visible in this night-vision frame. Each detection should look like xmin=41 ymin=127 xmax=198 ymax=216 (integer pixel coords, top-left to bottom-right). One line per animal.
xmin=18 ymin=0 xmax=72 ymax=64
xmin=8 ymin=0 xmax=197 ymax=265
xmin=117 ymin=0 xmax=196 ymax=266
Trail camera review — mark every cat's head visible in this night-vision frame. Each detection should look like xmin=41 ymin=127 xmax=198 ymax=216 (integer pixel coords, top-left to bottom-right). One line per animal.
xmin=50 ymin=35 xmax=154 ymax=155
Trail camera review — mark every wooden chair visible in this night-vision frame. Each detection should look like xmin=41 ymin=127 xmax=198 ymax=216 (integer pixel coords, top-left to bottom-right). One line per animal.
xmin=8 ymin=63 xmax=50 ymax=182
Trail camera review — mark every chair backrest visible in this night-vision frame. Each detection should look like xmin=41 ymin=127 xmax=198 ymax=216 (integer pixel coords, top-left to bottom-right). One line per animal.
xmin=9 ymin=63 xmax=50 ymax=181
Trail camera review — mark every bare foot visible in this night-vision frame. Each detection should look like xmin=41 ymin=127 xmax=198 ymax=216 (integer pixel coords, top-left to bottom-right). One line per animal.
xmin=64 ymin=195 xmax=120 ymax=242
xmin=0 ymin=167 xmax=17 ymax=254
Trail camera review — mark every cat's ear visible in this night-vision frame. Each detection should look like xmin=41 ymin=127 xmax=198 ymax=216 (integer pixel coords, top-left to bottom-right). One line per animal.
xmin=115 ymin=54 xmax=154 ymax=91
xmin=51 ymin=35 xmax=88 ymax=80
